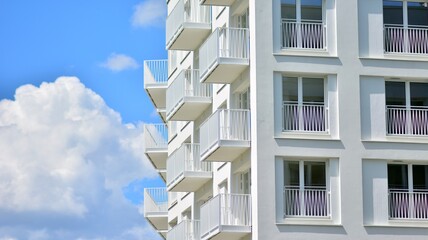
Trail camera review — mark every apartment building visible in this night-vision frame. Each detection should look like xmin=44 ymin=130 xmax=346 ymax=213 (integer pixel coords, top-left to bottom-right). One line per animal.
xmin=143 ymin=0 xmax=428 ymax=239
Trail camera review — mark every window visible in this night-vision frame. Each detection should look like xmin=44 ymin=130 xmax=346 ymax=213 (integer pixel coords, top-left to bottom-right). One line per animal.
xmin=385 ymin=81 xmax=428 ymax=135
xmin=383 ymin=1 xmax=428 ymax=54
xmin=281 ymin=0 xmax=326 ymax=49
xmin=283 ymin=160 xmax=330 ymax=217
xmin=388 ymin=164 xmax=428 ymax=219
xmin=282 ymin=77 xmax=327 ymax=132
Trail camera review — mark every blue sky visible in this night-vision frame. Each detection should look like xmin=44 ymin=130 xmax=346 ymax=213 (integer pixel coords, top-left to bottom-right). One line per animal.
xmin=0 ymin=0 xmax=166 ymax=239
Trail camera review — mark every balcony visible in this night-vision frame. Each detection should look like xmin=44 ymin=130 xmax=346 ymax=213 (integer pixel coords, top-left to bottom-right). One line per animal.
xmin=282 ymin=102 xmax=329 ymax=133
xmin=199 ymin=28 xmax=249 ymax=84
xmin=389 ymin=190 xmax=428 ymax=220
xmin=200 ymin=109 xmax=251 ymax=162
xmin=144 ymin=124 xmax=168 ymax=170
xmin=200 ymin=194 xmax=251 ymax=240
xmin=144 ymin=188 xmax=168 ymax=231
xmin=283 ymin=187 xmax=331 ymax=218
xmin=168 ymin=220 xmax=201 ymax=240
xmin=166 ymin=69 xmax=212 ymax=121
xmin=386 ymin=106 xmax=428 ymax=136
xmin=166 ymin=0 xmax=211 ymax=50
xmin=199 ymin=0 xmax=235 ymax=6
xmin=167 ymin=144 xmax=212 ymax=192
xmin=281 ymin=20 xmax=326 ymax=50
xmin=144 ymin=60 xmax=168 ymax=110
xmin=384 ymin=24 xmax=428 ymax=54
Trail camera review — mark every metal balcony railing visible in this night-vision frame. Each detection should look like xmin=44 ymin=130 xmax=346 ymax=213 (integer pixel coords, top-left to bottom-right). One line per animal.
xmin=386 ymin=106 xmax=428 ymax=136
xmin=282 ymin=102 xmax=328 ymax=133
xmin=281 ymin=19 xmax=326 ymax=50
xmin=166 ymin=0 xmax=211 ymax=47
xmin=168 ymin=220 xmax=201 ymax=240
xmin=199 ymin=27 xmax=249 ymax=80
xmin=144 ymin=60 xmax=168 ymax=86
xmin=384 ymin=24 xmax=428 ymax=54
xmin=200 ymin=194 xmax=251 ymax=238
xmin=144 ymin=188 xmax=168 ymax=215
xmin=167 ymin=144 xmax=212 ymax=188
xmin=144 ymin=124 xmax=168 ymax=150
xmin=200 ymin=109 xmax=251 ymax=157
xmin=166 ymin=69 xmax=212 ymax=119
xmin=389 ymin=190 xmax=428 ymax=220
xmin=283 ymin=186 xmax=331 ymax=218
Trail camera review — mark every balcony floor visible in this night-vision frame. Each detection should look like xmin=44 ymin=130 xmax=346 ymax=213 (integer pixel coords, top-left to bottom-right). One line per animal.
xmin=167 ymin=23 xmax=211 ymax=51
xmin=145 ymin=149 xmax=168 ymax=170
xmin=200 ymin=0 xmax=236 ymax=6
xmin=202 ymin=225 xmax=251 ymax=240
xmin=200 ymin=58 xmax=249 ymax=84
xmin=167 ymin=97 xmax=212 ymax=121
xmin=201 ymin=140 xmax=250 ymax=162
xmin=145 ymin=213 xmax=168 ymax=231
xmin=167 ymin=171 xmax=212 ymax=192
xmin=145 ymin=84 xmax=167 ymax=109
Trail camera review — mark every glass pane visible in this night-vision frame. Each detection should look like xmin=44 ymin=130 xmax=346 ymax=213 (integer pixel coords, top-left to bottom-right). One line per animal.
xmin=281 ymin=0 xmax=296 ymax=20
xmin=386 ymin=81 xmax=406 ymax=106
xmin=301 ymin=0 xmax=322 ymax=21
xmin=283 ymin=77 xmax=298 ymax=103
xmin=408 ymin=2 xmax=428 ymax=26
xmin=302 ymin=78 xmax=324 ymax=103
xmin=304 ymin=162 xmax=326 ymax=188
xmin=413 ymin=165 xmax=428 ymax=190
xmin=410 ymin=82 xmax=428 ymax=107
xmin=383 ymin=0 xmax=404 ymax=25
xmin=388 ymin=164 xmax=408 ymax=190
xmin=284 ymin=161 xmax=299 ymax=187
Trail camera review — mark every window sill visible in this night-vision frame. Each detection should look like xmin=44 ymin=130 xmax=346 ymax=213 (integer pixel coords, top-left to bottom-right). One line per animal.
xmin=362 ymin=135 xmax=428 ymax=144
xmin=277 ymin=218 xmax=340 ymax=226
xmin=275 ymin=132 xmax=339 ymax=141
xmin=364 ymin=220 xmax=428 ymax=228
xmin=274 ymin=49 xmax=336 ymax=58
xmin=360 ymin=54 xmax=428 ymax=62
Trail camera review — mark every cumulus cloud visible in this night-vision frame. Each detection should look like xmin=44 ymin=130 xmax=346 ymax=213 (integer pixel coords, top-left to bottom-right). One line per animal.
xmin=131 ymin=0 xmax=166 ymax=28
xmin=100 ymin=53 xmax=140 ymax=72
xmin=0 ymin=77 xmax=160 ymax=240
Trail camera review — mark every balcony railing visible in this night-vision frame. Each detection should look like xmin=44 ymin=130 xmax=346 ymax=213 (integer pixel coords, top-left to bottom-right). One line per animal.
xmin=281 ymin=19 xmax=326 ymax=50
xmin=389 ymin=190 xmax=428 ymax=220
xmin=167 ymin=144 xmax=212 ymax=188
xmin=144 ymin=124 xmax=168 ymax=150
xmin=199 ymin=27 xmax=249 ymax=82
xmin=144 ymin=60 xmax=168 ymax=86
xmin=200 ymin=194 xmax=251 ymax=239
xmin=166 ymin=0 xmax=211 ymax=50
xmin=168 ymin=220 xmax=201 ymax=240
xmin=200 ymin=109 xmax=251 ymax=158
xmin=166 ymin=69 xmax=212 ymax=120
xmin=144 ymin=188 xmax=168 ymax=215
xmin=384 ymin=24 xmax=428 ymax=54
xmin=282 ymin=102 xmax=328 ymax=133
xmin=283 ymin=187 xmax=331 ymax=218
xmin=386 ymin=106 xmax=428 ymax=136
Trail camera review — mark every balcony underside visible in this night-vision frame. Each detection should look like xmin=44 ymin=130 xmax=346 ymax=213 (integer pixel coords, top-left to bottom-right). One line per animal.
xmin=201 ymin=140 xmax=250 ymax=162
xmin=145 ymin=149 xmax=168 ymax=170
xmin=158 ymin=230 xmax=167 ymax=239
xmin=167 ymin=171 xmax=212 ymax=192
xmin=145 ymin=213 xmax=168 ymax=231
xmin=167 ymin=23 xmax=211 ymax=51
xmin=200 ymin=0 xmax=236 ymax=6
xmin=202 ymin=225 xmax=251 ymax=240
xmin=167 ymin=97 xmax=212 ymax=121
xmin=145 ymin=84 xmax=167 ymax=109
xmin=157 ymin=108 xmax=167 ymax=123
xmin=200 ymin=58 xmax=249 ymax=84
xmin=158 ymin=169 xmax=166 ymax=182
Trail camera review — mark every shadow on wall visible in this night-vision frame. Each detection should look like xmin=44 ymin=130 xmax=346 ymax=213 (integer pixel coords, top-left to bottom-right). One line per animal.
xmin=276 ymin=224 xmax=347 ymax=235
xmin=365 ymin=226 xmax=428 ymax=236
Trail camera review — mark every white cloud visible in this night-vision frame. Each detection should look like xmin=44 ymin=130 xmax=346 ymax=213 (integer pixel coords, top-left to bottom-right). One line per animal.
xmin=100 ymin=53 xmax=140 ymax=72
xmin=0 ymin=77 xmax=160 ymax=240
xmin=131 ymin=0 xmax=166 ymax=28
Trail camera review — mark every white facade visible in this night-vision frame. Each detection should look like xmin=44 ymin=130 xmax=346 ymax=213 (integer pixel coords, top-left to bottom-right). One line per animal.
xmin=143 ymin=0 xmax=428 ymax=239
